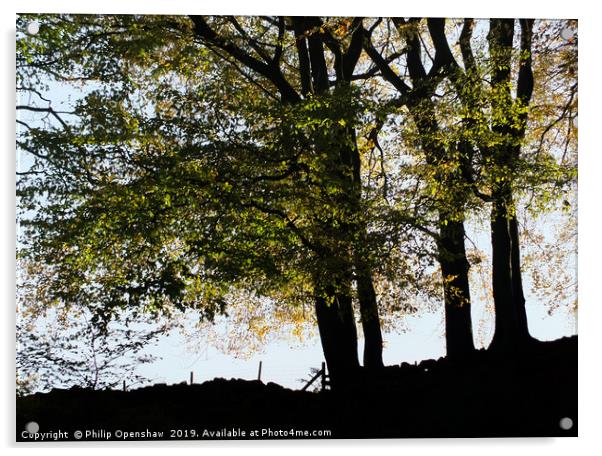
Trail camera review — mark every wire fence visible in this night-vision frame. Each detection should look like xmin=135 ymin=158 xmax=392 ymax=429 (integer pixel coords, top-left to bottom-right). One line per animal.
xmin=122 ymin=360 xmax=329 ymax=392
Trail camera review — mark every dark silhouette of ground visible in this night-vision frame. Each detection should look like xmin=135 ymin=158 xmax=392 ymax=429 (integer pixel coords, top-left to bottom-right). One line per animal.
xmin=16 ymin=335 xmax=577 ymax=441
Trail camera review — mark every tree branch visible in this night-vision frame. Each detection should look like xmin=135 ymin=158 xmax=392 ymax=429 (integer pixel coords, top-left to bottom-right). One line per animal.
xmin=362 ymin=24 xmax=412 ymax=97
xmin=189 ymin=16 xmax=300 ymax=103
xmin=16 ymin=105 xmax=71 ymax=129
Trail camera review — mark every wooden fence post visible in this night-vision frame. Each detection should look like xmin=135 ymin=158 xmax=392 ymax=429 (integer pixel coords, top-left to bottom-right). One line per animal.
xmin=321 ymin=361 xmax=326 ymax=391
xmin=190 ymin=371 xmax=194 ymax=385
xmin=257 ymin=361 xmax=263 ymax=381
xmin=123 ymin=380 xmax=126 ymax=392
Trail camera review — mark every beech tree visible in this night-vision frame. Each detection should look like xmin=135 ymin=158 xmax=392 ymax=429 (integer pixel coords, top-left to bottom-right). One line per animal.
xmin=16 ymin=14 xmax=576 ymax=389
xmin=433 ymin=18 xmax=577 ymax=352
xmin=362 ymin=18 xmax=477 ymax=359
xmin=17 ymin=15 xmax=395 ymax=386
xmin=360 ymin=17 xmax=576 ymax=355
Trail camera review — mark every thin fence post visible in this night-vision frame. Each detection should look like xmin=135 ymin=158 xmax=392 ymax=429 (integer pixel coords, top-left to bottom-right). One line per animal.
xmin=190 ymin=371 xmax=194 ymax=385
xmin=321 ymin=361 xmax=326 ymax=391
xmin=257 ymin=361 xmax=263 ymax=381
xmin=123 ymin=380 xmax=126 ymax=392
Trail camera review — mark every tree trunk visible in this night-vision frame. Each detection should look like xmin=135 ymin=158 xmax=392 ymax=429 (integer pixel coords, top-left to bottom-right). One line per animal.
xmin=509 ymin=212 xmax=531 ymax=341
xmin=486 ymin=19 xmax=534 ymax=354
xmin=314 ymin=282 xmax=360 ymax=388
xmin=489 ymin=193 xmax=531 ymax=353
xmin=412 ymin=110 xmax=475 ymax=360
xmin=347 ymin=127 xmax=384 ymax=369
xmin=355 ymin=258 xmax=384 ymax=368
xmin=437 ymin=217 xmax=475 ymax=359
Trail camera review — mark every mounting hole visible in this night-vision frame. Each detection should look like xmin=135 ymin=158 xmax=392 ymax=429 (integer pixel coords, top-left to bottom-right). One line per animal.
xmin=26 ymin=21 xmax=40 ymax=35
xmin=560 ymin=27 xmax=575 ymax=41
xmin=25 ymin=421 xmax=39 ymax=434
xmin=559 ymin=417 xmax=573 ymax=430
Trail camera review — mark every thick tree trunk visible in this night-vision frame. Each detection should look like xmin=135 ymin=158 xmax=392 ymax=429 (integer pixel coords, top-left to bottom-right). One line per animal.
xmin=490 ymin=199 xmax=517 ymax=351
xmin=437 ymin=217 xmax=475 ymax=359
xmin=413 ymin=122 xmax=475 ymax=360
xmin=347 ymin=128 xmax=384 ymax=369
xmin=314 ymin=282 xmax=360 ymax=388
xmin=509 ymin=212 xmax=531 ymax=340
xmin=486 ymin=19 xmax=534 ymax=354
xmin=405 ymin=91 xmax=475 ymax=360
xmin=489 ymin=194 xmax=531 ymax=352
xmin=355 ymin=258 xmax=384 ymax=368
